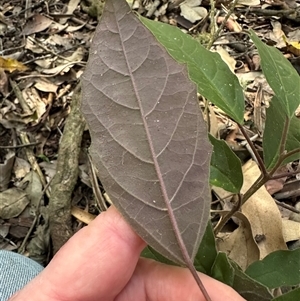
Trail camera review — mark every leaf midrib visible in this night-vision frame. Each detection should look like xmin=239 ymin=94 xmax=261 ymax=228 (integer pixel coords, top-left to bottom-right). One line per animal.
xmin=113 ymin=2 xmax=198 ymax=264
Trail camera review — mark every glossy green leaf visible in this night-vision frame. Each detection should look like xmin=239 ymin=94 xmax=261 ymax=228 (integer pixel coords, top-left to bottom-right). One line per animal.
xmin=140 ymin=16 xmax=244 ymax=123
xmin=272 ymin=288 xmax=300 ymax=301
xmin=249 ymin=30 xmax=300 ymax=119
xmin=230 ymin=260 xmax=273 ymax=301
xmin=263 ymin=96 xmax=300 ymax=169
xmin=211 ymin=254 xmax=273 ymax=301
xmin=211 ymin=252 xmax=235 ymax=286
xmin=194 ymin=221 xmax=217 ymax=274
xmin=209 ymin=135 xmax=243 ymax=193
xmin=246 ymin=249 xmax=300 ymax=289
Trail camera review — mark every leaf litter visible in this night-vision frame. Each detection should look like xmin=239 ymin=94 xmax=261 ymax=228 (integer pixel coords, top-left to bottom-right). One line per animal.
xmin=0 ymin=0 xmax=299 ymax=296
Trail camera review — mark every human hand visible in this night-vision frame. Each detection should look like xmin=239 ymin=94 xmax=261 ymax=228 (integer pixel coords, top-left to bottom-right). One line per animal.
xmin=9 ymin=206 xmax=245 ymax=301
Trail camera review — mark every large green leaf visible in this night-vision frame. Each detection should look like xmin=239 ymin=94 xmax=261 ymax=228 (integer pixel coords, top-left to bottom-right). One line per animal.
xmin=140 ymin=16 xmax=244 ymax=123
xmin=230 ymin=260 xmax=273 ymax=301
xmin=245 ymin=249 xmax=300 ymax=289
xmin=272 ymin=288 xmax=300 ymax=301
xmin=209 ymin=135 xmax=243 ymax=192
xmin=194 ymin=221 xmax=217 ymax=274
xmin=263 ymin=96 xmax=300 ymax=169
xmin=211 ymin=252 xmax=235 ymax=286
xmin=249 ymin=30 xmax=300 ymax=119
xmin=211 ymin=254 xmax=273 ymax=300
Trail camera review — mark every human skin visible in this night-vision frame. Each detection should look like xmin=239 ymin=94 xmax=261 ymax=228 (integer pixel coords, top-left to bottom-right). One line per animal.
xmin=9 ymin=206 xmax=246 ymax=301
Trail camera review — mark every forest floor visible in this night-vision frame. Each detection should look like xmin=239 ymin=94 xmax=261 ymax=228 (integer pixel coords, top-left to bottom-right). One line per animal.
xmin=0 ymin=0 xmax=299 ymax=269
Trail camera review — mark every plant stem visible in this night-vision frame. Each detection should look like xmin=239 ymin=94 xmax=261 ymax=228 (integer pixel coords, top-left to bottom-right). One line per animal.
xmin=275 ymin=200 xmax=300 ymax=214
xmin=269 ymin=148 xmax=300 ymax=176
xmin=173 ymin=214 xmax=212 ymax=300
xmin=216 ymin=116 xmax=296 ymax=232
xmin=214 ymin=194 xmax=241 ymax=234
xmin=284 ymin=148 xmax=300 ymax=159
xmin=0 ymin=142 xmax=41 ymax=149
xmin=214 ymin=174 xmax=267 ymax=233
xmin=239 ymin=116 xmax=293 ymax=205
xmin=207 ymin=0 xmax=240 ymax=49
xmin=208 ymin=0 xmax=216 ymax=48
xmin=188 ymin=263 xmax=212 ymax=301
xmin=238 ymin=123 xmax=267 ymax=176
xmin=270 ymin=169 xmax=299 ymax=180
xmin=240 ymin=175 xmax=268 ymax=205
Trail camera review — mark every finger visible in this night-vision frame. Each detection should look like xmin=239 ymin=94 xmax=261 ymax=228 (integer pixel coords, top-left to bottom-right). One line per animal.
xmin=10 ymin=206 xmax=146 ymax=301
xmin=144 ymin=260 xmax=246 ymax=301
xmin=117 ymin=258 xmax=246 ymax=301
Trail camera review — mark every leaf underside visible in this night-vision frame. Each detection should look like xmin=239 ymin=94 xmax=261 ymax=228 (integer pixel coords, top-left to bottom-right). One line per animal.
xmin=81 ymin=0 xmax=212 ymax=265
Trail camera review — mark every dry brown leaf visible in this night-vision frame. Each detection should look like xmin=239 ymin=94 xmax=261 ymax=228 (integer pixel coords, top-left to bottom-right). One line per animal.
xmin=208 ymin=105 xmax=219 ymax=138
xmin=0 ymin=56 xmax=28 ymax=73
xmin=0 ymin=68 xmax=8 ymax=96
xmin=274 ymin=179 xmax=300 ymax=199
xmin=58 ymin=47 xmax=85 ymax=65
xmin=22 ymin=14 xmax=53 ymax=35
xmin=217 ymin=211 xmax=259 ymax=270
xmin=22 ymin=87 xmax=46 ymax=122
xmin=46 ymin=34 xmax=72 ymax=48
xmin=180 ymin=0 xmax=207 ymax=23
xmin=25 ymin=38 xmax=44 ymax=54
xmin=288 ymin=28 xmax=300 ymax=45
xmin=212 ymin=186 xmax=233 ymax=202
xmin=282 ymin=219 xmax=300 ymax=242
xmin=34 ymin=78 xmax=58 ymax=93
xmin=18 ymin=171 xmax=43 ymax=211
xmin=60 ymin=0 xmax=81 ymax=24
xmin=48 ymin=22 xmax=68 ymax=34
xmin=217 ymin=16 xmax=242 ymax=33
xmin=236 ymin=71 xmax=262 ymax=83
xmin=39 ymin=161 xmax=57 ymax=180
xmin=290 ymin=202 xmax=300 ymax=222
xmin=283 ymin=35 xmax=300 ymax=56
xmin=26 ymin=208 xmax=50 ymax=265
xmin=66 ymin=23 xmax=87 ymax=32
xmin=0 ymin=151 xmax=15 ymax=191
xmin=237 ymin=0 xmax=260 ymax=5
xmin=13 ymin=157 xmax=31 ymax=179
xmin=214 ymin=46 xmax=236 ymax=73
xmin=241 ymin=160 xmax=287 ymax=259
xmin=41 ymin=48 xmax=84 ymax=75
xmin=252 ymin=54 xmax=261 ymax=71
xmin=0 ymin=115 xmax=24 ymax=130
xmin=71 ymin=206 xmax=95 ymax=224
xmin=265 ymin=166 xmax=288 ymax=195
xmin=35 ymin=58 xmax=52 ymax=69
xmin=0 ymin=188 xmax=30 ymax=219
xmin=265 ymin=179 xmax=285 ymax=195
xmin=41 ymin=63 xmax=73 ymax=75
xmin=268 ymin=21 xmax=286 ymax=48
xmin=225 ymin=126 xmax=242 ymax=151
